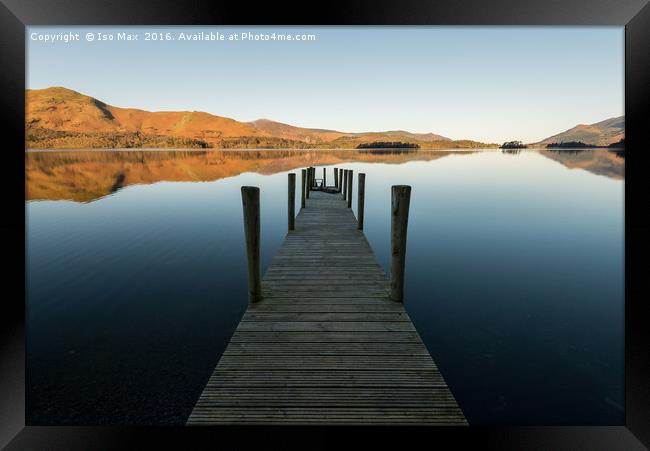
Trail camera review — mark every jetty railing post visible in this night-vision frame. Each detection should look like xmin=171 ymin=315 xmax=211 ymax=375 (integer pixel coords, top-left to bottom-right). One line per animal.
xmin=241 ymin=186 xmax=262 ymax=303
xmin=340 ymin=168 xmax=344 ymax=192
xmin=389 ymin=185 xmax=412 ymax=302
xmin=306 ymin=168 xmax=311 ymax=199
xmin=288 ymin=173 xmax=296 ymax=231
xmin=347 ymin=169 xmax=354 ymax=208
xmin=357 ymin=173 xmax=365 ymax=230
xmin=323 ymin=168 xmax=327 ymax=188
xmin=343 ymin=170 xmax=348 ymax=200
xmin=301 ymin=169 xmax=307 ymax=208
xmin=334 ymin=167 xmax=339 ymax=189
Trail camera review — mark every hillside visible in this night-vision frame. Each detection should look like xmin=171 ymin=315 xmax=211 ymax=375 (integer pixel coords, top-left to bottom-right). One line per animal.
xmin=26 ymin=87 xmax=266 ymax=148
xmin=535 ymin=116 xmax=624 ymax=147
xmin=247 ymin=119 xmax=346 ymax=143
xmin=26 ymin=87 xmax=490 ymax=149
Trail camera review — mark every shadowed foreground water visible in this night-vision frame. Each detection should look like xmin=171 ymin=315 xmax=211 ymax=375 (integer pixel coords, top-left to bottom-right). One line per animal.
xmin=26 ymin=149 xmax=624 ymax=424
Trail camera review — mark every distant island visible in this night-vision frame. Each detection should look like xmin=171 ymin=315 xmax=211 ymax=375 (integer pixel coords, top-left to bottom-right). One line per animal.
xmin=546 ymin=141 xmax=592 ymax=149
xmin=25 ymin=87 xmax=497 ymax=150
xmin=500 ymin=141 xmax=528 ymax=149
xmin=608 ymin=139 xmax=625 ymax=148
xmin=357 ymin=142 xmax=420 ymax=149
xmin=546 ymin=138 xmax=625 ymax=149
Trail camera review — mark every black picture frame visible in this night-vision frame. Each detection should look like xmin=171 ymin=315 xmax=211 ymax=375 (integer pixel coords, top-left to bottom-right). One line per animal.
xmin=2 ymin=0 xmax=648 ymax=448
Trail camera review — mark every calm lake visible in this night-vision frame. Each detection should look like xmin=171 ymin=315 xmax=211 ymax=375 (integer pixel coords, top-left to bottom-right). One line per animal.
xmin=25 ymin=149 xmax=624 ymax=425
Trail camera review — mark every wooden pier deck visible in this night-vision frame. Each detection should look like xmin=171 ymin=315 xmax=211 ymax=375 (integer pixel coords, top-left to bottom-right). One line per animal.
xmin=187 ymin=188 xmax=466 ymax=425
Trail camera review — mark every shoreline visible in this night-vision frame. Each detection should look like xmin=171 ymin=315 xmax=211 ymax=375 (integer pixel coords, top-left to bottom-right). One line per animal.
xmin=25 ymin=147 xmax=498 ymax=152
xmin=24 ymin=146 xmax=617 ymax=153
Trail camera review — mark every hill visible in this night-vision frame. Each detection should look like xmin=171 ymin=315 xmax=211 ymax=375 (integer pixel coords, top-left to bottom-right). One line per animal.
xmin=535 ymin=116 xmax=624 ymax=147
xmin=26 ymin=87 xmax=266 ymax=148
xmin=26 ymin=87 xmax=491 ymax=149
xmin=246 ymin=119 xmax=346 ymax=143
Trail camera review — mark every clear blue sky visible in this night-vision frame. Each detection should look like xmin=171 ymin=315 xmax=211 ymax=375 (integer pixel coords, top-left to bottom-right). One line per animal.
xmin=27 ymin=26 xmax=623 ymax=143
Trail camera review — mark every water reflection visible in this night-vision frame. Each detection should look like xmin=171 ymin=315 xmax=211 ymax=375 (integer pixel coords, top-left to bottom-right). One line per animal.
xmin=502 ymin=148 xmax=624 ymax=180
xmin=27 ymin=149 xmax=624 ymax=202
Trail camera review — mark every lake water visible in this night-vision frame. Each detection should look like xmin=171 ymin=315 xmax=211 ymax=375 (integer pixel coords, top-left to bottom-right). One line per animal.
xmin=25 ymin=149 xmax=624 ymax=425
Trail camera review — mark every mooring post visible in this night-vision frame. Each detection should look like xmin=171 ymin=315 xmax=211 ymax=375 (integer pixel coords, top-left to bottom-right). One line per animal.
xmin=323 ymin=168 xmax=327 ymax=188
xmin=306 ymin=167 xmax=311 ymax=199
xmin=389 ymin=185 xmax=411 ymax=302
xmin=241 ymin=186 xmax=262 ymax=303
xmin=340 ymin=168 xmax=344 ymax=192
xmin=288 ymin=173 xmax=296 ymax=231
xmin=343 ymin=170 xmax=348 ymax=200
xmin=301 ymin=169 xmax=307 ymax=208
xmin=357 ymin=173 xmax=366 ymax=230
xmin=334 ymin=167 xmax=339 ymax=189
xmin=344 ymin=170 xmax=351 ymax=207
xmin=347 ymin=169 xmax=354 ymax=208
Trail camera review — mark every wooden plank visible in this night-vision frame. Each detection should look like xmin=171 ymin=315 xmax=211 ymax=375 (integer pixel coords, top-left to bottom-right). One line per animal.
xmin=248 ymin=304 xmax=404 ymax=312
xmin=223 ymin=342 xmax=430 ymax=354
xmin=227 ymin=331 xmax=426 ymax=343
xmin=242 ymin=312 xmax=410 ymax=321
xmin=235 ymin=321 xmax=416 ymax=332
xmin=249 ymin=298 xmax=399 ymax=304
xmin=205 ymin=371 xmax=449 ymax=386
xmin=188 ymin=190 xmax=466 ymax=425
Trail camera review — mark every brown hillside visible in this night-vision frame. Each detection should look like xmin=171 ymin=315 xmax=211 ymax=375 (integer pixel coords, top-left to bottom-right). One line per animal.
xmin=26 ymin=87 xmax=266 ymax=145
xmin=536 ymin=116 xmax=624 ymax=146
xmin=248 ymin=119 xmax=451 ymax=144
xmin=248 ymin=119 xmax=346 ymax=143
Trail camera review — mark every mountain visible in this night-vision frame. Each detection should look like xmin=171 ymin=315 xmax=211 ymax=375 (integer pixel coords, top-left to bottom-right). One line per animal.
xmin=535 ymin=116 xmax=624 ymax=147
xmin=246 ymin=119 xmax=348 ymax=144
xmin=26 ymin=87 xmax=488 ymax=149
xmin=26 ymin=86 xmax=266 ymax=148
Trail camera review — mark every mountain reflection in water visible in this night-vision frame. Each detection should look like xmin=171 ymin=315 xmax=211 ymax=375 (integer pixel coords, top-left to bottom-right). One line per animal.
xmin=26 ymin=149 xmax=623 ymax=202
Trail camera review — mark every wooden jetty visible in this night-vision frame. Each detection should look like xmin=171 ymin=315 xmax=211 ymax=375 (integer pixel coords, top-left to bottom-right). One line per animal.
xmin=187 ymin=168 xmax=467 ymax=425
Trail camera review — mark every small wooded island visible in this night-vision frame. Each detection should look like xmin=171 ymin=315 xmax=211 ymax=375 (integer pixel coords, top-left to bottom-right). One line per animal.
xmin=546 ymin=141 xmax=592 ymax=149
xmin=546 ymin=139 xmax=624 ymax=149
xmin=500 ymin=141 xmax=528 ymax=149
xmin=356 ymin=141 xmax=420 ymax=149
